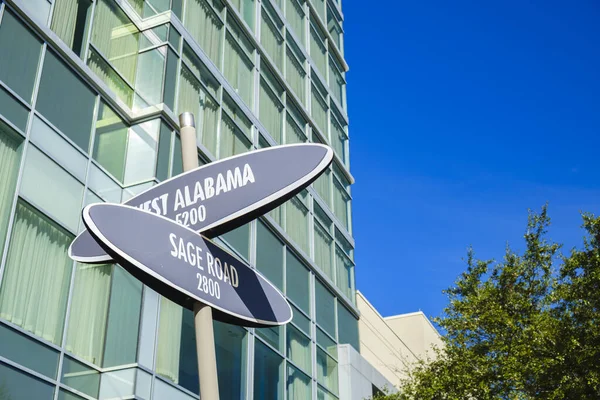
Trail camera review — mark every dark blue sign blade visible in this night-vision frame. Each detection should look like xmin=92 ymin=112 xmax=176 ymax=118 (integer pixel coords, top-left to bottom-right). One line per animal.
xmin=82 ymin=203 xmax=292 ymax=327
xmin=70 ymin=144 xmax=333 ymax=264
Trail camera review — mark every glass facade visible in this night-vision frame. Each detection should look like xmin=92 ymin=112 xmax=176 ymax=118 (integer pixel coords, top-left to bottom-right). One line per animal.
xmin=0 ymin=0 xmax=355 ymax=398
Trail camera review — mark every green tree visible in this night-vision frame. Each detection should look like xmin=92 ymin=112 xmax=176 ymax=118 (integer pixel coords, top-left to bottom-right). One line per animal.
xmin=374 ymin=207 xmax=600 ymax=400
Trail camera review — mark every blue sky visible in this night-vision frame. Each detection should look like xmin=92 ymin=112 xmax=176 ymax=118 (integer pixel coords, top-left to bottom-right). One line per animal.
xmin=344 ymin=1 xmax=600 ymax=320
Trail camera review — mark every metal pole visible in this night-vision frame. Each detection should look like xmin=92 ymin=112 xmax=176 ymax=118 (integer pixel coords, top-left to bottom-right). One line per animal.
xmin=179 ymin=112 xmax=220 ymax=400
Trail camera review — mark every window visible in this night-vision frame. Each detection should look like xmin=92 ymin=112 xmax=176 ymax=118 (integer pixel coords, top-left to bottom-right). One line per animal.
xmin=61 ymin=356 xmax=100 ymax=398
xmin=20 ymin=146 xmax=84 ymax=232
xmin=156 ymin=302 xmax=198 ymax=394
xmin=287 ymin=324 xmax=311 ymax=373
xmin=330 ymin=113 xmax=347 ymax=165
xmin=315 ymin=279 xmax=335 ymax=337
xmin=90 ymin=0 xmax=139 ymax=85
xmin=326 ymin=5 xmax=343 ymax=52
xmin=230 ymin=0 xmax=255 ymax=31
xmin=261 ymin=6 xmax=283 ymax=71
xmin=285 ymin=192 xmax=310 ymax=255
xmin=0 ymin=85 xmax=29 ymax=131
xmin=286 ymin=0 xmax=305 ymax=44
xmin=311 ymin=82 xmax=328 ymax=135
xmin=0 ymin=10 xmax=42 ymax=102
xmin=328 ymin=55 xmax=345 ymax=107
xmin=36 ymin=50 xmax=96 ymax=151
xmin=0 ymin=323 xmax=59 ymax=379
xmin=311 ymin=0 xmax=326 ymax=20
xmin=285 ymin=107 xmax=307 ymax=144
xmin=223 ymin=26 xmax=254 ymax=107
xmin=309 ymin=20 xmax=326 ymax=76
xmin=215 ymin=321 xmax=247 ymax=399
xmin=286 ymin=42 xmax=306 ymax=103
xmin=259 ymin=72 xmax=284 ymax=143
xmin=314 ymin=166 xmax=332 ymax=207
xmin=0 ymin=362 xmax=55 ymax=399
xmin=93 ymin=102 xmax=128 ymax=182
xmin=287 ymin=365 xmax=311 ymax=400
xmin=134 ymin=47 xmax=167 ymax=108
xmin=220 ymin=114 xmax=251 ymax=159
xmin=333 ymin=167 xmax=351 ymax=230
xmin=222 ymin=223 xmax=251 ymax=261
xmin=337 ymin=304 xmax=359 ymax=351
xmin=317 ymin=348 xmax=338 ymax=394
xmin=335 ymin=246 xmax=354 ymax=301
xmin=185 ymin=0 xmax=223 ymax=66
xmin=51 ymin=0 xmax=92 ymax=57
xmin=254 ymin=340 xmax=284 ymax=400
xmin=286 ymin=250 xmax=310 ymax=313
xmin=178 ymin=64 xmax=219 ymax=156
xmin=0 ymin=121 xmax=23 ymax=258
xmin=314 ymin=204 xmax=333 ymax=279
xmin=257 ymin=221 xmax=284 ymax=290
xmin=0 ymin=200 xmax=73 ymax=345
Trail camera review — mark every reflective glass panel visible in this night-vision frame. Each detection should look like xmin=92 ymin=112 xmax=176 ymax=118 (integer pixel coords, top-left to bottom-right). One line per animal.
xmin=254 ymin=339 xmax=283 ymax=400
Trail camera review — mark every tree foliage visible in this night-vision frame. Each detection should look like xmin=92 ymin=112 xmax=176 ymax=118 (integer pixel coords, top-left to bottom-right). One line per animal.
xmin=375 ymin=207 xmax=600 ymax=400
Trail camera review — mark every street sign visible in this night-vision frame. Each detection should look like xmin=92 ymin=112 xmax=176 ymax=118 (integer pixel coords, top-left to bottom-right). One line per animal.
xmin=70 ymin=144 xmax=333 ymax=264
xmin=82 ymin=203 xmax=293 ymax=327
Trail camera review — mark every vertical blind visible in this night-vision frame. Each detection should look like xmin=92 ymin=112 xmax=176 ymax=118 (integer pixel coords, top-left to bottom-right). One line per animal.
xmin=223 ymin=34 xmax=254 ymax=107
xmin=311 ymin=88 xmax=327 ymax=135
xmin=309 ymin=25 xmax=326 ymax=75
xmin=285 ymin=0 xmax=305 ymax=45
xmin=285 ymin=196 xmax=309 ymax=255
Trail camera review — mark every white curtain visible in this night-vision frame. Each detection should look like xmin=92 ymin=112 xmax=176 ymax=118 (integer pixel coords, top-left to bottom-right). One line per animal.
xmin=285 ymin=114 xmax=306 ymax=144
xmin=220 ymin=116 xmax=250 ymax=159
xmin=329 ymin=60 xmax=344 ymax=106
xmin=330 ymin=118 xmax=346 ymax=163
xmin=313 ymin=168 xmax=331 ymax=207
xmin=333 ymin=179 xmax=349 ymax=229
xmin=335 ymin=248 xmax=353 ymax=300
xmin=50 ymin=0 xmax=79 ymax=48
xmin=91 ymin=0 xmax=139 ymax=83
xmin=259 ymin=81 xmax=283 ymax=143
xmin=260 ymin=13 xmax=283 ymax=70
xmin=88 ymin=49 xmax=134 ymax=107
xmin=311 ymin=88 xmax=327 ymax=135
xmin=288 ymin=326 xmax=311 ymax=373
xmin=317 ymin=349 xmax=338 ymax=393
xmin=285 ymin=196 xmax=309 ymax=254
xmin=224 ymin=34 xmax=254 ymax=107
xmin=286 ymin=48 xmax=305 ymax=103
xmin=185 ymin=0 xmax=222 ymax=66
xmin=287 ymin=365 xmax=311 ymax=400
xmin=65 ymin=263 xmax=112 ymax=365
xmin=313 ymin=222 xmax=333 ymax=280
xmin=0 ymin=201 xmax=73 ymax=345
xmin=286 ymin=0 xmax=305 ymax=44
xmin=156 ymin=297 xmax=183 ymax=384
xmin=310 ymin=26 xmax=326 ymax=75
xmin=0 ymin=124 xmax=22 ymax=255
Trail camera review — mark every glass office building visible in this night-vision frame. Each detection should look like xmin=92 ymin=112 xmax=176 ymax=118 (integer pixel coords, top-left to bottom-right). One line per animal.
xmin=0 ymin=0 xmax=356 ymax=398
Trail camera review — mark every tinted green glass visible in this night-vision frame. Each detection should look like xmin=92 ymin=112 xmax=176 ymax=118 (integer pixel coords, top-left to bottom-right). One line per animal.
xmin=256 ymin=221 xmax=284 ymax=290
xmin=0 ymin=85 xmax=29 ymax=131
xmin=222 ymin=223 xmax=250 ymax=260
xmin=287 ymin=324 xmax=311 ymax=373
xmin=0 ymin=362 xmax=54 ymax=399
xmin=171 ymin=135 xmax=184 ymax=177
xmin=337 ymin=304 xmax=359 ymax=352
xmin=0 ymin=323 xmax=59 ymax=378
xmin=61 ymin=356 xmax=100 ymax=398
xmin=102 ymin=266 xmax=143 ymax=367
xmin=317 ymin=348 xmax=338 ymax=394
xmin=37 ymin=50 xmax=95 ymax=151
xmin=287 ymin=364 xmax=311 ymax=400
xmin=156 ymin=123 xmax=172 ymax=181
xmin=317 ymin=327 xmax=337 ymax=358
xmin=51 ymin=0 xmax=92 ymax=57
xmin=315 ymin=280 xmax=336 ymax=337
xmin=58 ymin=389 xmax=87 ymax=400
xmin=254 ymin=340 xmax=283 ymax=400
xmin=256 ymin=325 xmax=283 ymax=352
xmin=286 ymin=249 xmax=310 ymax=313
xmin=163 ymin=48 xmax=178 ymax=110
xmin=214 ymin=321 xmax=247 ymax=399
xmin=0 ymin=10 xmax=42 ymax=101
xmin=93 ymin=102 xmax=128 ymax=182
xmin=291 ymin=304 xmax=310 ymax=335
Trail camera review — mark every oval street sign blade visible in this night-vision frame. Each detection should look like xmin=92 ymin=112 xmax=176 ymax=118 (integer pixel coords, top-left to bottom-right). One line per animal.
xmin=70 ymin=144 xmax=333 ymax=264
xmin=83 ymin=203 xmax=293 ymax=327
